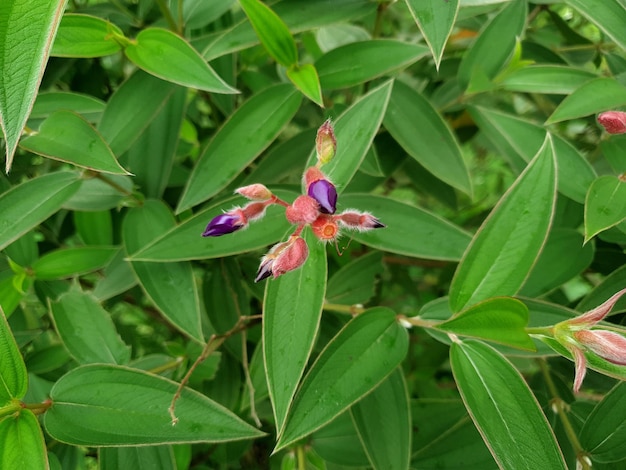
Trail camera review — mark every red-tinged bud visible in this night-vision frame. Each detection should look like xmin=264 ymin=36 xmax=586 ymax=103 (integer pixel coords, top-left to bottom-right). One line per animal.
xmin=567 ymin=287 xmax=626 ymax=326
xmin=598 ymin=111 xmax=626 ymax=134
xmin=316 ymin=119 xmax=337 ymax=165
xmin=304 ymin=166 xmax=327 ymax=187
xmin=202 ymin=210 xmax=245 ymax=237
xmin=571 ymin=346 xmax=587 ymax=393
xmin=311 ymin=214 xmax=339 ymax=241
xmin=286 ymin=195 xmax=320 ymax=225
xmin=337 ymin=211 xmax=385 ymax=231
xmin=241 ymin=201 xmax=268 ymax=223
xmin=574 ymin=329 xmax=626 ymax=366
xmin=255 ymin=236 xmax=309 ymax=281
xmin=236 ymin=183 xmax=272 ymax=201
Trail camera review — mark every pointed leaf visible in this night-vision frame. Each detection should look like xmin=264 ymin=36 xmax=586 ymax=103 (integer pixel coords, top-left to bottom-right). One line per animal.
xmin=326 ymin=251 xmax=384 ymax=306
xmin=30 ymin=91 xmax=105 ymax=124
xmin=450 ymin=340 xmax=567 ymax=470
xmin=438 ymin=297 xmax=535 ymax=350
xmin=178 ymin=84 xmax=301 ymax=212
xmin=125 ymin=28 xmax=238 ymax=93
xmin=51 ymin=13 xmax=124 ymax=58
xmin=239 ymin=0 xmax=298 ymax=67
xmin=32 ymin=246 xmax=118 ymax=280
xmin=50 ymin=291 xmax=131 ymax=365
xmin=565 ymin=0 xmax=626 ymax=50
xmin=264 ymin=229 xmax=327 ymax=433
xmin=100 ymin=446 xmax=176 ymax=470
xmin=350 ymin=369 xmax=411 ymax=470
xmin=44 ymin=364 xmax=265 ymax=445
xmin=0 ymin=410 xmax=48 ymax=470
xmin=499 ymin=65 xmax=596 ymax=94
xmin=286 ymin=63 xmax=323 ymax=107
xmin=0 ymin=309 xmax=27 ymax=403
xmin=123 ymin=200 xmax=204 ymax=342
xmin=276 ymin=307 xmax=408 ymax=451
xmin=405 ymin=0 xmax=459 ymax=69
xmin=449 ymin=135 xmax=557 ymax=312
xmin=384 ymin=80 xmax=471 ymax=195
xmin=0 ymin=0 xmax=65 ymax=171
xmin=584 ymin=175 xmax=626 ymax=242
xmin=0 ymin=172 xmax=81 ymax=252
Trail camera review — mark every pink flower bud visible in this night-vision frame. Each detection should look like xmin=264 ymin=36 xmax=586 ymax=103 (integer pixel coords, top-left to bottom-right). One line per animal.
xmin=567 ymin=287 xmax=626 ymax=326
xmin=235 ymin=184 xmax=272 ymax=201
xmin=336 ymin=211 xmax=385 ymax=231
xmin=255 ymin=236 xmax=308 ymax=281
xmin=311 ymin=215 xmax=339 ymax=241
xmin=285 ymin=195 xmax=320 ymax=225
xmin=316 ymin=119 xmax=337 ymax=165
xmin=241 ymin=201 xmax=268 ymax=223
xmin=202 ymin=211 xmax=245 ymax=237
xmin=598 ymin=111 xmax=626 ymax=134
xmin=574 ymin=329 xmax=626 ymax=366
xmin=304 ymin=166 xmax=327 ymax=187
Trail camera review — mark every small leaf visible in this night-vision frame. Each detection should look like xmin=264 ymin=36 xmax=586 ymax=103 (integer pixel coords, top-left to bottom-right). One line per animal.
xmin=20 ymin=110 xmax=130 ymax=174
xmin=32 ymin=246 xmax=118 ymax=280
xmin=450 ymin=340 xmax=567 ymax=470
xmin=44 ymin=364 xmax=265 ymax=445
xmin=239 ymin=0 xmax=298 ymax=67
xmin=0 ymin=309 xmax=28 ymax=403
xmin=0 ymin=0 xmax=65 ymax=171
xmin=326 ymin=251 xmax=384 ymax=306
xmin=405 ymin=0 xmax=459 ymax=70
xmin=584 ymin=175 xmax=626 ymax=242
xmin=546 ymin=78 xmax=626 ymax=124
xmin=449 ymin=135 xmax=557 ymax=312
xmin=0 ymin=410 xmax=48 ymax=470
xmin=50 ymin=291 xmax=131 ymax=365
xmin=51 ymin=13 xmax=124 ymax=58
xmin=565 ymin=0 xmax=626 ymax=50
xmin=275 ymin=307 xmax=408 ymax=451
xmin=0 ymin=172 xmax=81 ymax=252
xmin=125 ymin=28 xmax=238 ymax=93
xmin=438 ymin=297 xmax=535 ymax=351
xmin=264 ymin=229 xmax=327 ymax=433
xmin=286 ymin=63 xmax=323 ymax=107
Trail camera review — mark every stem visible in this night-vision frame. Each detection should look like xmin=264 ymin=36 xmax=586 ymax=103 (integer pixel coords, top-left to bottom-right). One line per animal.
xmin=538 ymin=359 xmax=591 ymax=470
xmin=177 ymin=0 xmax=184 ymax=34
xmin=269 ymin=195 xmax=290 ymax=208
xmin=241 ymin=328 xmax=262 ymax=427
xmin=154 ymin=0 xmax=178 ymax=33
xmin=296 ymin=445 xmax=306 ymax=470
xmin=24 ymin=399 xmax=53 ymax=416
xmin=149 ymin=357 xmax=184 ymax=375
xmin=526 ymin=326 xmax=555 ymax=336
xmin=397 ymin=314 xmax=439 ymax=329
xmin=323 ymin=302 xmax=365 ymax=315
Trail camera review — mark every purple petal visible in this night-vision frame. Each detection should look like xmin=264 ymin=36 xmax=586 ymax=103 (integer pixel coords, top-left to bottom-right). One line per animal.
xmin=202 ymin=213 xmax=243 ymax=237
xmin=255 ymin=258 xmax=274 ymax=282
xmin=308 ymin=179 xmax=337 ymax=214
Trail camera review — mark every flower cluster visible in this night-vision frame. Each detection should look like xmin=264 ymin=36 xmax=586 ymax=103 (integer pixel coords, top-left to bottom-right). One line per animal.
xmin=202 ymin=120 xmax=385 ymax=282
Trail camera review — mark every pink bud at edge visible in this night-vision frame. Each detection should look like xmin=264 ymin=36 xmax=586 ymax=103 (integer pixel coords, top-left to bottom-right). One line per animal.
xmin=316 ymin=119 xmax=337 ymax=165
xmin=337 ymin=211 xmax=385 ymax=231
xmin=598 ymin=111 xmax=626 ymax=135
xmin=236 ymin=184 xmax=272 ymax=201
xmin=568 ymin=287 xmax=626 ymax=326
xmin=272 ymin=236 xmax=309 ymax=278
xmin=574 ymin=329 xmax=626 ymax=366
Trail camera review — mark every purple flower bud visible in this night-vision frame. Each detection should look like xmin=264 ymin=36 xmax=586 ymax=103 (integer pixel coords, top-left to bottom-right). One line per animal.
xmin=308 ymin=179 xmax=337 ymax=214
xmin=202 ymin=212 xmax=244 ymax=237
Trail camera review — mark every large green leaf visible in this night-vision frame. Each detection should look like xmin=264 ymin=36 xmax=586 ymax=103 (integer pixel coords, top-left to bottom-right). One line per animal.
xmin=450 ymin=340 xmax=567 ymax=470
xmin=32 ymin=246 xmax=118 ymax=280
xmin=177 ymin=84 xmax=302 ymax=212
xmin=0 ymin=309 xmax=28 ymax=404
xmin=51 ymin=13 xmax=124 ymax=58
xmin=100 ymin=446 xmax=176 ymax=470
xmin=0 ymin=172 xmax=81 ymax=252
xmin=405 ymin=0 xmax=459 ymax=69
xmin=0 ymin=0 xmax=65 ymax=171
xmin=44 ymin=364 xmax=265 ymax=445
xmin=351 ymin=369 xmax=411 ymax=470
xmin=0 ymin=410 xmax=48 ymax=470
xmin=499 ymin=65 xmax=596 ymax=94
xmin=275 ymin=307 xmax=408 ymax=451
xmin=326 ymin=251 xmax=384 ymax=306
xmin=565 ymin=0 xmax=626 ymax=50
xmin=29 ymin=91 xmax=105 ymax=127
xmin=264 ymin=229 xmax=327 ymax=433
xmin=384 ymin=80 xmax=471 ymax=195
xmin=584 ymin=175 xmax=626 ymax=242
xmin=338 ymin=194 xmax=471 ymax=261
xmin=125 ymin=28 xmax=238 ymax=94
xmin=123 ymin=200 xmax=204 ymax=342
xmin=449 ymin=135 xmax=557 ymax=312
xmin=49 ymin=291 xmax=131 ymax=365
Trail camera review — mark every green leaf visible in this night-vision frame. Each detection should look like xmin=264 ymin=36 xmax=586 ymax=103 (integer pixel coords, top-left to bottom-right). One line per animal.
xmin=584 ymin=175 xmax=626 ymax=242
xmin=0 ymin=0 xmax=65 ymax=171
xmin=63 ymin=174 xmax=132 ymax=212
xmin=50 ymin=291 xmax=131 ymax=365
xmin=125 ymin=28 xmax=238 ymax=94
xmin=32 ymin=246 xmax=118 ymax=280
xmin=286 ymin=63 xmax=323 ymax=107
xmin=339 ymin=194 xmax=472 ymax=261
xmin=275 ymin=307 xmax=408 ymax=451
xmin=546 ymin=78 xmax=626 ymax=124
xmin=384 ymin=80 xmax=472 ymax=195
xmin=264 ymin=229 xmax=327 ymax=433
xmin=437 ymin=297 xmax=535 ymax=350
xmin=100 ymin=446 xmax=176 ymax=470
xmin=0 ymin=309 xmax=28 ymax=403
xmin=450 ymin=340 xmax=567 ymax=470
xmin=457 ymin=0 xmax=526 ymax=91
xmin=350 ymin=369 xmax=411 ymax=470
xmin=0 ymin=172 xmax=81 ymax=252
xmin=469 ymin=106 xmax=596 ymax=202
xmin=315 ymin=40 xmax=429 ymax=90
xmin=576 ymin=264 xmax=626 ymax=313
xmin=93 ymin=250 xmax=137 ymax=302
xmin=51 ymin=13 xmax=124 ymax=58
xmin=449 ymin=135 xmax=557 ymax=312
xmin=0 ymin=410 xmax=48 ymax=470
xmin=177 ymin=84 xmax=302 ymax=212
xmin=239 ymin=0 xmax=298 ymax=67
xmin=97 ymin=70 xmax=177 ymax=156
xmin=405 ymin=0 xmax=459 ymax=69
xmin=312 ymin=412 xmax=370 ymax=467
xmin=123 ymin=200 xmax=204 ymax=342
xmin=580 ymin=382 xmax=626 ymax=463
xmin=74 ymin=210 xmax=113 ymax=246
xmin=565 ymin=0 xmax=626 ymax=50
xmin=499 ymin=65 xmax=597 ymax=94
xmin=20 ymin=110 xmax=130 ymax=175
xmin=326 ymin=251 xmax=384 ymax=306
xmin=45 ymin=364 xmax=265 ymax=445
xmin=30 ymin=91 xmax=105 ymax=125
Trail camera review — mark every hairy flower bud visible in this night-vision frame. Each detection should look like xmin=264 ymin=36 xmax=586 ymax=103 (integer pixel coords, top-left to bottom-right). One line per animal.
xmin=308 ymin=179 xmax=337 ymax=214
xmin=235 ymin=183 xmax=272 ymax=201
xmin=598 ymin=111 xmax=626 ymax=135
xmin=286 ymin=195 xmax=320 ymax=225
xmin=316 ymin=119 xmax=337 ymax=165
xmin=574 ymin=330 xmax=626 ymax=366
xmin=202 ymin=211 xmax=245 ymax=237
xmin=255 ymin=236 xmax=309 ymax=281
xmin=337 ymin=211 xmax=385 ymax=231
